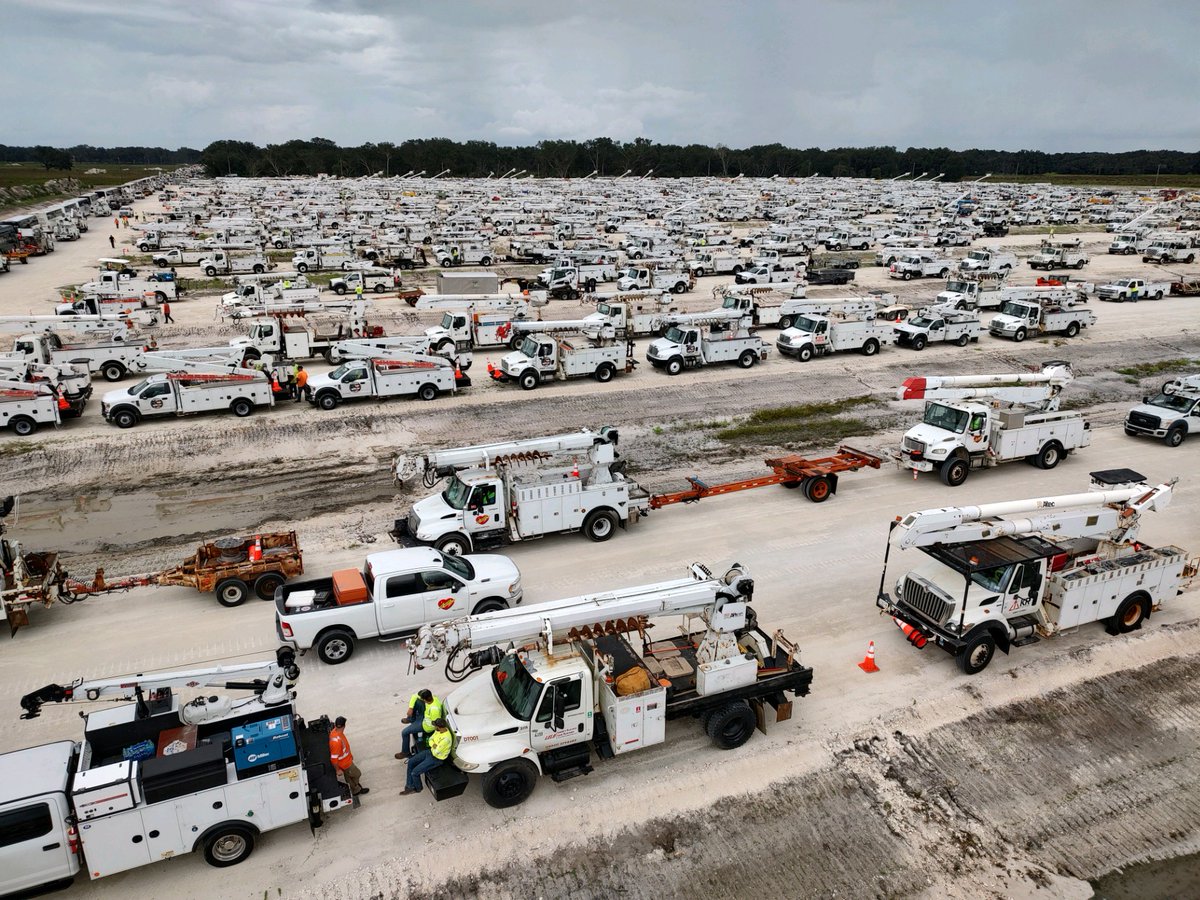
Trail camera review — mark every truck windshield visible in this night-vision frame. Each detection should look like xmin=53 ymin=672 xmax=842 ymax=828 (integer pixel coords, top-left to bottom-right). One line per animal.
xmin=443 ymin=476 xmax=472 ymax=510
xmin=664 ymin=327 xmax=686 ymax=343
xmin=970 ymin=565 xmax=1012 ymax=593
xmin=999 ymin=301 xmax=1031 ymax=317
xmin=967 ymin=251 xmax=987 ymax=261
xmin=945 ymin=280 xmax=970 ymax=293
xmin=128 ymin=378 xmax=152 ymax=396
xmin=519 ymin=336 xmax=540 ymax=357
xmin=596 ymin=302 xmax=613 ymax=316
xmin=793 ymin=316 xmax=820 ymax=333
xmin=442 ymin=553 xmax=475 ymax=581
xmin=909 ymin=316 xmax=935 ymax=328
xmin=493 ymin=652 xmax=541 ymax=721
xmin=1148 ymin=392 xmax=1194 ymax=413
xmin=440 ymin=313 xmax=454 ymax=329
xmin=923 ymin=402 xmax=969 ymax=433
xmin=329 ymin=364 xmax=351 ymax=380
xmin=722 ymin=296 xmax=739 ymax=309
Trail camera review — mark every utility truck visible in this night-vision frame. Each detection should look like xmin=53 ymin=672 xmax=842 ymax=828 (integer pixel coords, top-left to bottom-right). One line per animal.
xmin=646 ymin=323 xmax=769 ymax=374
xmin=78 ymin=259 xmax=177 ymax=303
xmin=1107 ymin=232 xmax=1152 ymax=255
xmin=958 ymin=249 xmax=1016 ymax=273
xmin=3 ymin=649 xmax=349 ymax=896
xmin=9 ymin=332 xmax=146 ymax=382
xmin=0 ymin=379 xmax=64 ymax=436
xmin=775 ymin=313 xmax=895 ymax=361
xmin=688 ymin=252 xmax=747 ymax=277
xmin=291 ymin=247 xmax=357 ymax=272
xmin=716 ymin=290 xmax=876 ymax=330
xmin=274 ymin=548 xmax=523 ymax=664
xmin=894 ymin=362 xmax=1090 ymax=486
xmin=734 ymin=264 xmax=799 ymax=285
xmin=0 ymin=358 xmax=91 ymax=418
xmin=402 ymin=561 xmax=812 ymax=808
xmin=888 ymin=252 xmax=954 ymax=280
xmin=893 ymin=309 xmax=982 ymax=350
xmin=538 ymin=261 xmax=618 ymax=297
xmin=1142 ymin=238 xmax=1195 ymax=264
xmin=101 ymin=370 xmax=274 ymax=428
xmin=432 ymin=244 xmax=495 ymax=267
xmin=875 ymin=470 xmax=1194 ymax=674
xmin=424 ymin=308 xmax=531 ymax=354
xmin=988 ymin=296 xmax=1096 ymax=341
xmin=1095 ymin=277 xmax=1169 ymax=302
xmin=151 ymin=247 xmax=218 ymax=267
xmin=617 ymin=267 xmax=693 ymax=294
xmin=1124 ymin=374 xmax=1200 ymax=447
xmin=490 ymin=333 xmax=635 ymax=390
xmin=391 ymin=428 xmax=650 ymax=556
xmin=1028 ymin=243 xmax=1089 ymax=270
xmin=330 ymin=268 xmax=395 ymax=295
xmin=232 ymin=305 xmax=382 ymax=363
xmin=307 ymin=354 xmax=465 ymax=410
xmin=198 ymin=250 xmax=272 ymax=277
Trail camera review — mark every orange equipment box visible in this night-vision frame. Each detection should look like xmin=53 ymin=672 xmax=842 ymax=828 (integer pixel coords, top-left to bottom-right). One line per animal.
xmin=332 ymin=568 xmax=369 ymax=605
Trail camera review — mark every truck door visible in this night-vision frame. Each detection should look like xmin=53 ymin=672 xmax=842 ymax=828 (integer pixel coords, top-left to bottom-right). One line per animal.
xmin=341 ymin=364 xmax=370 ymax=397
xmin=376 ymin=572 xmax=435 ymax=632
xmin=530 ymin=674 xmax=590 ymax=751
xmin=140 ymin=380 xmax=177 ymax=414
xmin=0 ymin=797 xmax=77 ymax=895
xmin=465 ymin=482 xmax=505 ymax=535
xmin=930 ymin=319 xmax=944 ymax=339
xmin=537 ymin=341 xmax=556 ymax=373
xmin=682 ymin=329 xmax=700 ymax=360
xmin=1004 ymin=561 xmax=1043 ymax=615
xmin=415 ymin=568 xmax=471 ymax=620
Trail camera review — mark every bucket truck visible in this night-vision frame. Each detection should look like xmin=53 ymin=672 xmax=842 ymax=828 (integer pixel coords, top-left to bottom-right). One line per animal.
xmin=78 ymin=259 xmax=177 ymax=304
xmin=1125 ymin=374 xmax=1200 ymax=447
xmin=646 ymin=321 xmax=769 ymax=374
xmin=402 ymin=562 xmax=812 ymax=808
xmin=231 ymin=303 xmax=383 ymax=363
xmin=390 ymin=428 xmax=650 ymax=556
xmin=987 ymin=294 xmax=1096 ymax=341
xmin=307 ymin=353 xmax=466 ymax=410
xmin=100 ymin=368 xmax=275 ymax=428
xmin=0 ymin=358 xmax=91 ymax=418
xmin=2 ymin=648 xmax=349 ymax=896
xmin=895 ymin=362 xmax=1090 ymax=486
xmin=875 ymin=470 xmax=1196 ymax=674
xmin=2 ymin=316 xmax=148 ymax=383
xmin=0 ymin=379 xmax=65 ymax=436
xmin=489 ymin=331 xmax=636 ymax=390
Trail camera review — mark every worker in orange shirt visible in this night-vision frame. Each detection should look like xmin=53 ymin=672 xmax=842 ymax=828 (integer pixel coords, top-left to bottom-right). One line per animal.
xmin=294 ymin=364 xmax=310 ymax=403
xmin=329 ymin=716 xmax=368 ymax=801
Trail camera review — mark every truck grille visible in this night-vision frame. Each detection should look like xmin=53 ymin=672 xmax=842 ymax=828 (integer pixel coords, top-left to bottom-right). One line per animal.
xmin=901 ymin=577 xmax=952 ymax=624
xmin=903 ymin=436 xmax=925 ymax=454
xmin=1128 ymin=411 xmax=1160 ymax=430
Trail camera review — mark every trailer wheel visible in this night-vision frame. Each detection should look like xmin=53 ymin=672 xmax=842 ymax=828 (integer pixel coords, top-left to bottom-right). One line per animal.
xmin=518 ymin=370 xmax=539 ymax=391
xmin=804 ymin=475 xmax=833 ymax=503
xmin=666 ymin=357 xmax=684 ymax=376
xmin=705 ymin=700 xmax=756 ymax=749
xmin=1064 ymin=321 xmax=1080 ymax=338
xmin=418 ymin=383 xmax=438 ymax=401
xmin=1034 ymin=441 xmax=1062 ymax=470
xmin=316 ymin=629 xmax=355 ymax=664
xmin=594 ymin=363 xmax=615 ymax=383
xmin=861 ymin=339 xmax=880 ymax=356
xmin=1107 ymin=592 xmax=1150 ymax=635
xmin=797 ymin=344 xmax=814 ymax=362
xmin=230 ymin=398 xmax=253 ymax=417
xmin=9 ymin=416 xmax=36 ymax=437
xmin=738 ymin=350 xmax=756 ymax=369
xmin=435 ymin=534 xmax=470 ymax=557
xmin=101 ymin=362 xmax=126 ymax=382
xmin=215 ymin=578 xmax=249 ymax=608
xmin=253 ymin=572 xmax=285 ymax=602
xmin=481 ymin=758 xmax=538 ymax=809
xmin=201 ymin=823 xmax=256 ymax=867
xmin=955 ymin=333 xmax=970 ymax=347
xmin=911 ymin=334 xmax=927 ymax=351
xmin=583 ymin=509 xmax=619 ymax=542
xmin=939 ymin=458 xmax=969 ymax=487
xmin=1013 ymin=328 xmax=1027 ymax=342
xmin=955 ymin=632 xmax=996 ymax=675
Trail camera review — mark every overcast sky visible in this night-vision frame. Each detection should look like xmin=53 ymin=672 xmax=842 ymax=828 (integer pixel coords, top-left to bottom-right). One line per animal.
xmin=5 ymin=0 xmax=1198 ymax=152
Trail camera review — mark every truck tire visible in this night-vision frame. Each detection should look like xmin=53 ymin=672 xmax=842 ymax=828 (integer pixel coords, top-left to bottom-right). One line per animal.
xmin=373 ymin=282 xmax=386 ymax=293
xmin=1107 ymin=592 xmax=1150 ymax=635
xmin=316 ymin=391 xmax=339 ymax=410
xmin=101 ymin=362 xmax=126 ymax=382
xmin=418 ymin=383 xmax=438 ymax=401
xmin=1124 ymin=247 xmax=1135 ymax=255
xmin=797 ymin=344 xmax=814 ymax=362
xmin=903 ymin=271 xmax=913 ymax=280
xmin=1034 ymin=441 xmax=1062 ymax=470
xmin=297 ymin=263 xmax=309 ymax=273
xmin=911 ymin=334 xmax=927 ymax=351
xmin=1165 ymin=424 xmax=1187 ymax=447
xmin=518 ymin=370 xmax=539 ymax=391
xmin=778 ymin=315 xmax=794 ymax=329
xmin=274 ymin=240 xmax=285 ymax=249
xmin=253 ymin=572 xmax=285 ymax=602
xmin=861 ymin=339 xmax=880 ymax=356
xmin=939 ymin=458 xmax=969 ymax=487
xmin=594 ymin=363 xmax=615 ymax=383
xmin=1155 ymin=290 xmax=1164 ymax=300
xmin=333 ymin=284 xmax=347 ymax=295
xmin=154 ymin=291 xmax=167 ymax=303
xmin=481 ymin=256 xmax=493 ymax=266
xmin=666 ymin=356 xmax=684 ymax=376
xmin=1013 ymin=328 xmax=1027 ymax=342
xmin=693 ymin=267 xmax=706 ymax=277
xmin=435 ymin=534 xmax=470 ymax=557
xmin=9 ymin=416 xmax=36 ymax=437
xmin=201 ymin=823 xmax=256 ymax=867
xmin=215 ymin=578 xmax=249 ymax=607
xmin=471 ymin=598 xmax=508 ymax=615
xmin=441 ymin=257 xmax=453 ymax=267
xmin=1188 ymin=254 xmax=1196 ymax=264
xmin=112 ymin=408 xmax=139 ymax=429
xmin=1074 ymin=260 xmax=1085 ymax=270
xmin=583 ymin=509 xmax=619 ymax=542
xmin=954 ymin=632 xmax=996 ymax=675
xmin=705 ymin=700 xmax=756 ymax=749
xmin=737 ymin=350 xmax=756 ymax=368
xmin=230 ymin=398 xmax=253 ymax=417
xmin=939 ymin=268 xmax=949 ymax=278
xmin=955 ymin=333 xmax=970 ymax=347
xmin=153 ymin=257 xmax=167 ymax=266
xmin=804 ymin=475 xmax=833 ymax=502
xmin=316 ymin=629 xmax=355 ymax=664
xmin=1065 ymin=321 xmax=1080 ymax=338
xmin=732 ymin=264 xmax=743 ymax=274
xmin=481 ymin=758 xmax=538 ymax=809
xmin=252 ymin=264 xmax=265 ymax=274
xmin=671 ymin=281 xmax=686 ymax=294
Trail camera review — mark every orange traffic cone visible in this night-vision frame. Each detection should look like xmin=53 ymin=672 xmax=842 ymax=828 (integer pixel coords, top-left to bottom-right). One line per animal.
xmin=858 ymin=640 xmax=880 ymax=673
xmin=893 ymin=617 xmax=927 ymax=649
xmin=571 ymin=459 xmax=580 ymax=478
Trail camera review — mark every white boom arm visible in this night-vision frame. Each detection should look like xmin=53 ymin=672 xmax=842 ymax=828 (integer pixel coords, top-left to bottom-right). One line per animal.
xmin=0 ymin=315 xmax=133 ymax=339
xmin=891 ymin=478 xmax=1175 ymax=550
xmin=409 ymin=562 xmax=753 ymax=664
xmin=394 ymin=427 xmax=617 ymax=484
xmin=898 ymin=362 xmax=1072 ymax=407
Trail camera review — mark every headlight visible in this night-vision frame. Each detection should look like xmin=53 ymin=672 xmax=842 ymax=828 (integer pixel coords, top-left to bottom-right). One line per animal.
xmin=928 ymin=447 xmax=948 ymax=457
xmin=508 ymin=580 xmax=521 ymax=595
xmin=943 ymin=620 xmax=961 ymax=633
xmin=453 ymin=756 xmax=478 ymax=771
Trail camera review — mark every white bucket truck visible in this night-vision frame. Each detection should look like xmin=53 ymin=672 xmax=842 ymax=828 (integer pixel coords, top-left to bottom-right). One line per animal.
xmin=307 ymin=354 xmax=465 ymax=410
xmin=646 ymin=322 xmax=769 ymax=374
xmin=775 ymin=312 xmax=895 ymax=360
xmin=101 ymin=369 xmax=274 ymax=428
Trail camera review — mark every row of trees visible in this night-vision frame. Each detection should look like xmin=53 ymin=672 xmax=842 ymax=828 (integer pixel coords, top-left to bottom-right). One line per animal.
xmin=199 ymin=137 xmax=1200 ymax=181
xmin=0 ymin=144 xmax=202 ymax=167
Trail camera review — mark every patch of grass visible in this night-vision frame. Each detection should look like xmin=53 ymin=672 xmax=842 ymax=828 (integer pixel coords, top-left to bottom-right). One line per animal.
xmin=0 ymin=441 xmax=44 ymax=456
xmin=738 ymin=396 xmax=876 ymax=423
xmin=1115 ymin=359 xmax=1199 ymax=378
xmin=716 ymin=396 xmax=879 ymax=444
xmin=0 ymin=162 xmax=182 ymax=191
xmin=996 ymin=173 xmax=1200 ymax=189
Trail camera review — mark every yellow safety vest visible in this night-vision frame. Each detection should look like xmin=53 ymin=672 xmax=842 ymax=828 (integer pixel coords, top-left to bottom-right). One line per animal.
xmin=422 ymin=696 xmax=444 ymax=733
xmin=429 ymin=729 xmax=453 ymax=760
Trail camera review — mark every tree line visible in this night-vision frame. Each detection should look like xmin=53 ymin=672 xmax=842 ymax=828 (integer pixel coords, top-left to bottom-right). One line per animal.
xmin=0 ymin=144 xmax=202 ymax=168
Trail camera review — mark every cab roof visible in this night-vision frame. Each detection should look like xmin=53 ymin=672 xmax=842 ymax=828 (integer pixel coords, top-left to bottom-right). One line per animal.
xmin=0 ymin=740 xmax=74 ymax=801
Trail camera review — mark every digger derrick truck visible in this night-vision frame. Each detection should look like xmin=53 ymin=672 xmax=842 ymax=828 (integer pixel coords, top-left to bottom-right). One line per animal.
xmin=875 ymin=470 xmax=1196 ymax=675
xmin=894 ymin=362 xmax=1090 ymax=487
xmin=391 ymin=428 xmax=650 ymax=556
xmin=403 ymin=562 xmax=812 ymax=808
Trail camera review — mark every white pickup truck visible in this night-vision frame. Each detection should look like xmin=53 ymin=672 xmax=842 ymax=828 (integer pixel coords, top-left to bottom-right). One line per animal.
xmin=275 ymin=548 xmax=522 ymax=664
xmin=330 ymin=268 xmax=394 ymax=295
xmin=1095 ymin=278 xmax=1170 ymax=302
xmin=894 ymin=309 xmax=982 ymax=350
xmin=101 ymin=371 xmax=275 ymax=427
xmin=308 ymin=354 xmax=464 ymax=409
xmin=734 ymin=265 xmax=799 ymax=285
xmin=617 ymin=267 xmax=693 ymax=294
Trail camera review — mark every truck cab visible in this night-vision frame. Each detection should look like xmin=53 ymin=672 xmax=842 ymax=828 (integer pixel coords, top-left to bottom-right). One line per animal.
xmin=1125 ymin=376 xmax=1200 ymax=446
xmin=0 ymin=741 xmax=80 ymax=897
xmin=959 ymin=250 xmax=1015 ymax=273
xmin=899 ymin=400 xmax=987 ymax=472
xmin=988 ymin=300 xmax=1042 ymax=339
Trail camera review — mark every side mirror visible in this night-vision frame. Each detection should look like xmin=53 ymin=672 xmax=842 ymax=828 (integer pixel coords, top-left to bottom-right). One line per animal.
xmin=551 ymin=687 xmax=566 ymax=731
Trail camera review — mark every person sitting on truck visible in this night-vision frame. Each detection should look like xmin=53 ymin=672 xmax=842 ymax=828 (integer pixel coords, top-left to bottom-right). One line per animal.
xmin=400 ymin=718 xmax=452 ymax=796
xmin=329 ymin=716 xmax=369 ymax=800
xmin=294 ymin=365 xmax=310 ymax=403
xmin=395 ymin=688 xmax=443 ymax=759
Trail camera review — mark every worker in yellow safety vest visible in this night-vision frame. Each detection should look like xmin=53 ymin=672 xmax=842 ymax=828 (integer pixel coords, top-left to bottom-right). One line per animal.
xmin=396 ymin=688 xmax=442 ymax=759
xmin=401 ymin=718 xmax=452 ymax=795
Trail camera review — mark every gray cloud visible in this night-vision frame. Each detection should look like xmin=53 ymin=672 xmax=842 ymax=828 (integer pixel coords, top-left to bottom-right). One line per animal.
xmin=4 ymin=0 xmax=1197 ymax=151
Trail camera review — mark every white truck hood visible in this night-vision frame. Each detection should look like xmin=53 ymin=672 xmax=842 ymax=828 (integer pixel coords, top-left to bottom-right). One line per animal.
xmin=903 ymin=422 xmax=961 ymax=455
xmin=306 ymin=372 xmax=339 ymax=392
xmin=777 ymin=327 xmax=813 ymax=346
xmin=467 ymin=553 xmax=522 ymax=589
xmin=101 ymin=386 xmax=136 ymax=405
xmin=499 ymin=351 xmax=534 ymax=374
xmin=989 ymin=313 xmax=1022 ymax=331
xmin=646 ymin=337 xmax=679 ymax=359
xmin=893 ymin=322 xmax=925 ymax=337
xmin=445 ymin=672 xmax=524 ymax=755
xmin=409 ymin=492 xmax=460 ymax=537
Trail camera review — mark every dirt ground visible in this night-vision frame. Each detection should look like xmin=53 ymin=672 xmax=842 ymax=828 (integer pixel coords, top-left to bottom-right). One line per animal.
xmin=0 ymin=196 xmax=1198 ymax=900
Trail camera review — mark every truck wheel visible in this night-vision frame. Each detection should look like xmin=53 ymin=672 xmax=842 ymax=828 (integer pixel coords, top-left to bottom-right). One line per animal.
xmin=9 ymin=416 xmax=36 ymax=437
xmin=112 ymin=408 xmax=138 ymax=429
xmin=693 ymin=267 xmax=706 ymax=277
xmin=215 ymin=578 xmax=249 ymax=608
xmin=1124 ymin=247 xmax=1135 ymax=255
xmin=804 ymin=475 xmax=832 ymax=503
xmin=778 ymin=315 xmax=794 ymax=330
xmin=230 ymin=398 xmax=253 ymax=417
xmin=418 ymin=383 xmax=438 ymax=401
xmin=471 ymin=598 xmax=508 ymax=615
xmin=316 ymin=629 xmax=355 ymax=664
xmin=955 ymin=333 xmax=970 ymax=347
xmin=903 ymin=271 xmax=913 ymax=280
xmin=435 ymin=534 xmax=470 ymax=557
xmin=583 ymin=509 xmax=619 ymax=542
xmin=861 ymin=339 xmax=880 ymax=356
xmin=1155 ymin=291 xmax=1164 ymax=300
xmin=594 ymin=363 xmax=615 ymax=383
xmin=1034 ymin=441 xmax=1062 ymax=470
xmin=1013 ymin=328 xmax=1027 ymax=342
xmin=1107 ymin=592 xmax=1149 ymax=635
xmin=481 ymin=256 xmax=493 ymax=267
xmin=738 ymin=350 xmax=756 ymax=368
xmin=705 ymin=701 xmax=756 ymax=749
xmin=204 ymin=266 xmax=217 ymax=277
xmin=441 ymin=257 xmax=453 ymax=267
xmin=1188 ymin=255 xmax=1196 ymax=264
xmin=955 ymin=632 xmax=996 ymax=675
xmin=101 ymin=362 xmax=126 ymax=382
xmin=666 ymin=357 xmax=684 ymax=376
xmin=1074 ymin=260 xmax=1085 ymax=269
xmin=274 ymin=240 xmax=285 ymax=249
xmin=939 ymin=458 xmax=969 ymax=487
xmin=253 ymin=572 xmax=285 ymax=601
xmin=732 ymin=264 xmax=743 ymax=274
xmin=481 ymin=758 xmax=538 ymax=809
xmin=373 ymin=283 xmax=386 ymax=293
xmin=253 ymin=264 xmax=265 ymax=274
xmin=797 ymin=344 xmax=814 ymax=362
xmin=939 ymin=268 xmax=949 ymax=278
xmin=297 ymin=263 xmax=309 ymax=273
xmin=317 ymin=392 xmax=339 ymax=410
xmin=1065 ymin=321 xmax=1080 ymax=338
xmin=518 ymin=371 xmax=539 ymax=391
xmin=1165 ymin=424 xmax=1187 ymax=447
xmin=154 ymin=291 xmax=167 ymax=303
xmin=202 ymin=824 xmax=256 ymax=867
xmin=334 ymin=285 xmax=347 ymax=295
xmin=911 ymin=335 xmax=927 ymax=351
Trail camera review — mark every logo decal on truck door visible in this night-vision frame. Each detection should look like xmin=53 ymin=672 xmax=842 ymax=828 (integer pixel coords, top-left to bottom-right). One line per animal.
xmin=437 ymin=596 xmax=455 ymax=610
xmin=475 ymin=514 xmax=489 ymax=524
